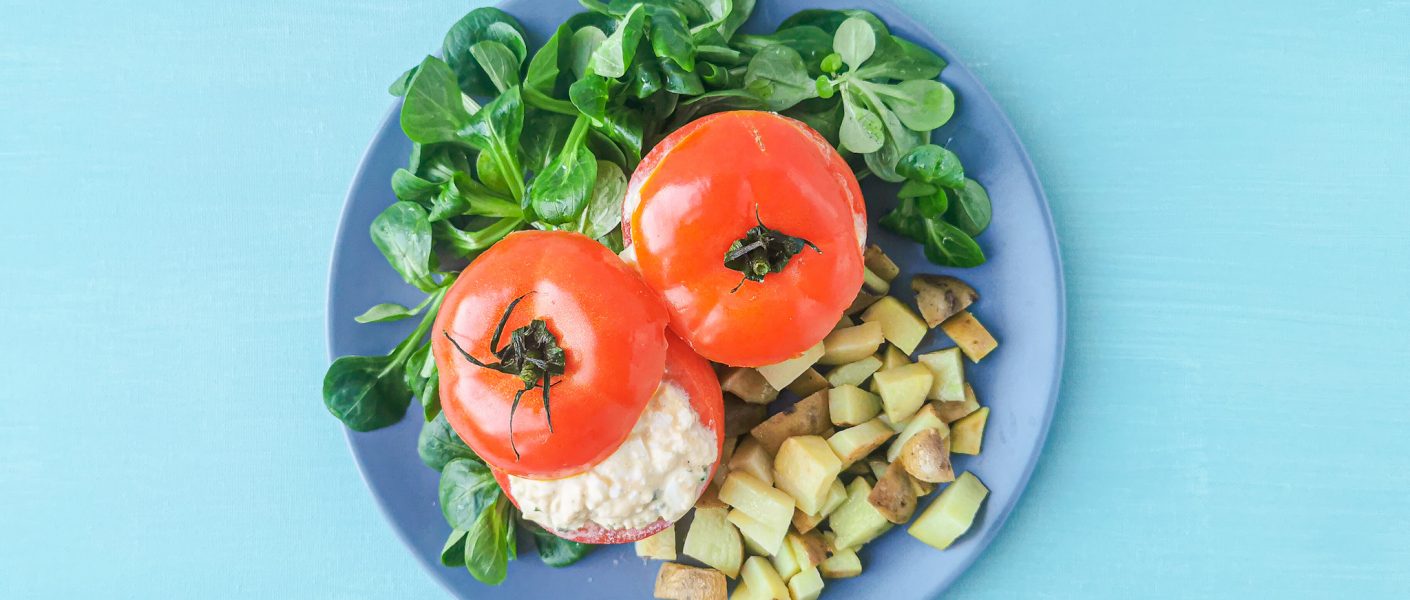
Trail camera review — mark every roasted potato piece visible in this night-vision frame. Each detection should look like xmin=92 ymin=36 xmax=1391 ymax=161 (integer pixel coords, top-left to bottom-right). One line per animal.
xmin=730 ymin=581 xmax=759 ymax=600
xmin=828 ymin=478 xmax=893 ymax=550
xmin=826 ymin=418 xmax=895 ymax=467
xmin=818 ymin=322 xmax=884 ymax=366
xmin=750 ymin=391 xmax=831 ymax=455
xmin=818 ymin=546 xmax=862 ymax=579
xmin=950 ymin=406 xmax=990 ymax=455
xmin=655 ymin=562 xmax=727 ymax=600
xmin=713 ymin=436 xmax=739 ymax=487
xmin=863 ymin=244 xmax=901 ymax=282
xmin=828 ymin=384 xmax=882 ymax=427
xmin=824 ymin=355 xmax=882 ymax=388
xmin=844 ymin=288 xmax=884 ymax=316
xmin=697 ymin=482 xmax=728 ymax=510
xmin=873 ymin=363 xmax=933 ymax=424
xmin=867 ymin=460 xmax=919 ymax=523
xmin=683 ymin=507 xmax=743 ymax=578
xmin=636 ymin=525 xmax=677 ymax=560
xmin=898 ymin=428 xmax=954 ymax=484
xmin=755 ymin=341 xmax=824 ymax=390
xmin=721 ymin=367 xmax=780 ymax=405
xmin=861 ymin=267 xmax=890 ymax=295
xmin=833 ymin=314 xmax=855 ymax=330
xmin=786 ymin=531 xmax=828 ymax=569
xmin=768 ymin=536 xmax=800 ymax=580
xmin=940 ymin=311 xmax=998 ymax=362
xmin=792 ymin=479 xmax=846 ymax=533
xmin=729 ymin=437 xmax=775 ymax=486
xmin=772 ymin=435 xmax=843 ymax=515
xmin=787 ymin=566 xmax=825 ymax=600
xmin=916 ymin=347 xmax=965 ymax=403
xmin=860 ymin=297 xmax=928 ymax=354
xmin=725 ymin=398 xmax=768 ymax=438
xmin=886 ymin=403 xmax=949 ymax=462
xmin=728 ymin=510 xmax=786 ymax=557
xmin=879 ymin=344 xmax=909 ymax=370
xmin=911 ymin=274 xmax=978 ymax=327
xmin=784 ymin=368 xmax=829 ymax=398
xmin=720 ymin=472 xmax=795 ymax=542
xmin=741 ymin=556 xmax=789 ymax=600
xmin=938 ymin=383 xmax=982 ymax=423
xmin=908 ymin=471 xmax=988 ymax=550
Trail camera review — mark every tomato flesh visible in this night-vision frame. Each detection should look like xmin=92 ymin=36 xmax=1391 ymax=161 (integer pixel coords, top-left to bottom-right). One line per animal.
xmin=433 ymin=231 xmax=670 ymax=478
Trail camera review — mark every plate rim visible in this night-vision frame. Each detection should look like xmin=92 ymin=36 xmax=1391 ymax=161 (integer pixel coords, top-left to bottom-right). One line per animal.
xmin=325 ymin=0 xmax=1066 ymax=596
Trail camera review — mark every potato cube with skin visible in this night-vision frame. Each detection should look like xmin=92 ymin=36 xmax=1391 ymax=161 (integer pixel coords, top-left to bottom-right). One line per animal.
xmin=655 ymin=562 xmax=727 ymax=600
xmin=750 ymin=391 xmax=831 ymax=455
xmin=950 ymin=406 xmax=989 ymax=455
xmin=792 ymin=479 xmax=846 ymax=533
xmin=724 ymin=398 xmax=767 ymax=438
xmin=683 ymin=507 xmax=744 ymax=578
xmin=636 ymin=525 xmax=677 ymax=560
xmin=720 ymin=471 xmax=796 ymax=531
xmin=720 ymin=367 xmax=779 ymax=405
xmin=729 ymin=437 xmax=775 ymax=486
xmin=886 ymin=403 xmax=949 ymax=462
xmin=772 ymin=436 xmax=843 ymax=515
xmin=728 ymin=509 xmax=786 ymax=557
xmin=911 ymin=274 xmax=978 ymax=327
xmin=916 ymin=347 xmax=965 ymax=403
xmin=826 ymin=418 xmax=895 ymax=467
xmin=755 ymin=341 xmax=824 ymax=390
xmin=938 ymin=383 xmax=982 ymax=423
xmin=741 ymin=556 xmax=790 ymax=600
xmin=879 ymin=344 xmax=909 ymax=370
xmin=873 ymin=363 xmax=933 ymax=424
xmin=784 ymin=368 xmax=828 ymax=398
xmin=833 ymin=314 xmax=855 ymax=330
xmin=697 ymin=482 xmax=727 ymax=510
xmin=863 ymin=244 xmax=900 ymax=282
xmin=828 ymin=478 xmax=894 ymax=550
xmin=940 ymin=311 xmax=998 ymax=362
xmin=824 ymin=355 xmax=882 ymax=388
xmin=818 ymin=322 xmax=884 ymax=366
xmin=844 ymin=288 xmax=883 ymax=316
xmin=828 ymin=385 xmax=882 ymax=427
xmin=861 ymin=267 xmax=889 ymax=295
xmin=818 ymin=547 xmax=862 ymax=579
xmin=908 ymin=471 xmax=988 ymax=550
xmin=769 ymin=537 xmax=800 ymax=580
xmin=899 ymin=428 xmax=954 ymax=484
xmin=787 ymin=531 xmax=828 ymax=569
xmin=787 ymin=566 xmax=825 ymax=600
xmin=867 ymin=460 xmax=919 ymax=523
xmin=860 ymin=296 xmax=928 ymax=354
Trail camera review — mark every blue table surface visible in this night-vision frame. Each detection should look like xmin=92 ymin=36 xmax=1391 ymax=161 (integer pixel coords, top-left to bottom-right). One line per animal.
xmin=2 ymin=1 xmax=1408 ymax=597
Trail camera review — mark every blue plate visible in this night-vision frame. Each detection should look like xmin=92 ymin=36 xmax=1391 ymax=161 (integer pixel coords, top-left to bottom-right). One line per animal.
xmin=327 ymin=0 xmax=1064 ymax=597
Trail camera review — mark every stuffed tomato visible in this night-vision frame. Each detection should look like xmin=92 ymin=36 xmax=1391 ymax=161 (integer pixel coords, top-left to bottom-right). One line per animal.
xmin=432 ymin=230 xmax=723 ymax=544
xmin=623 ymin=111 xmax=867 ymax=367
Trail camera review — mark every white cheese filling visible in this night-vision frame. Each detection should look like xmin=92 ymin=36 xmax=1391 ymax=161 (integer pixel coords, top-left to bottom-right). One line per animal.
xmin=509 ymin=382 xmax=717 ymax=532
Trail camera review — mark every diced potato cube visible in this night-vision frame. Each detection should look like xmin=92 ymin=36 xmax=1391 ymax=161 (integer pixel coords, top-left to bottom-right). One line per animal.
xmin=818 ymin=322 xmax=884 ymax=366
xmin=876 ymin=413 xmax=905 ymax=432
xmin=879 ymin=344 xmax=909 ymax=370
xmin=899 ymin=428 xmax=954 ymax=484
xmin=828 ymin=385 xmax=882 ymax=427
xmin=750 ymin=391 xmax=831 ymax=455
xmin=938 ymin=383 xmax=982 ymax=423
xmin=729 ymin=437 xmax=776 ymax=486
xmin=636 ymin=525 xmax=677 ymax=560
xmin=908 ymin=472 xmax=988 ymax=550
xmin=911 ymin=274 xmax=978 ymax=327
xmin=867 ymin=460 xmax=918 ymax=523
xmin=720 ymin=367 xmax=779 ymax=405
xmin=720 ymin=471 xmax=796 ymax=536
xmin=886 ymin=403 xmax=949 ymax=462
xmin=787 ymin=566 xmax=825 ymax=600
xmin=860 ymin=297 xmax=928 ymax=354
xmin=818 ymin=547 xmax=862 ymax=579
xmin=873 ymin=363 xmax=933 ymax=424
xmin=824 ymin=355 xmax=882 ymax=388
xmin=713 ymin=437 xmax=740 ymax=487
xmin=950 ymin=406 xmax=989 ymax=455
xmin=730 ymin=581 xmax=761 ymax=600
xmin=940 ymin=311 xmax=998 ymax=362
xmin=769 ymin=536 xmax=800 ymax=580
xmin=728 ymin=509 xmax=786 ymax=557
xmin=755 ymin=341 xmax=824 ymax=390
xmin=772 ymin=436 xmax=842 ymax=515
xmin=791 ymin=478 xmax=846 ymax=533
xmin=826 ymin=418 xmax=895 ymax=467
xmin=867 ymin=459 xmax=889 ymax=481
xmin=915 ymin=347 xmax=965 ymax=403
xmin=828 ymin=478 xmax=893 ymax=550
xmin=863 ymin=244 xmax=900 ymax=282
xmin=784 ymin=368 xmax=829 ymax=398
xmin=741 ymin=556 xmax=789 ymax=600
xmin=787 ymin=530 xmax=828 ymax=569
xmin=861 ymin=267 xmax=889 ymax=295
xmin=844 ymin=288 xmax=884 ymax=316
xmin=833 ymin=314 xmax=855 ymax=330
xmin=683 ymin=507 xmax=744 ymax=578
xmin=655 ymin=562 xmax=727 ymax=600
xmin=697 ymin=482 xmax=727 ymax=510
xmin=725 ymin=398 xmax=767 ymax=438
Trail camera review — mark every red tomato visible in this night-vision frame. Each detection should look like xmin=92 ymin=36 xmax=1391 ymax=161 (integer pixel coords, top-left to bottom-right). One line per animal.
xmin=494 ymin=332 xmax=724 ymax=544
xmin=623 ymin=111 xmax=867 ymax=367
xmin=433 ymin=230 xmax=670 ymax=478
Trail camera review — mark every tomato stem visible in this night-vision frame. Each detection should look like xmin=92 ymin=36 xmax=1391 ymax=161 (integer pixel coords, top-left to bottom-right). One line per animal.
xmin=723 ymin=207 xmax=821 ymax=293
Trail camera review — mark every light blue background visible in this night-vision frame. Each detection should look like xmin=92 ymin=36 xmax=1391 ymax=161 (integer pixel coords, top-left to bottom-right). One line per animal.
xmin=2 ymin=0 xmax=1407 ymax=598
